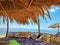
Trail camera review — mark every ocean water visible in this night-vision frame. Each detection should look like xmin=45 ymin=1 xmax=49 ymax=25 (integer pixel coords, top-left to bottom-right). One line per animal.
xmin=0 ymin=28 xmax=60 ymax=34
xmin=9 ymin=28 xmax=58 ymax=34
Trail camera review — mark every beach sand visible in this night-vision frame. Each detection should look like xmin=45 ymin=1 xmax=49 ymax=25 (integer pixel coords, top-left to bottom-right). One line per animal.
xmin=0 ymin=34 xmax=6 ymax=38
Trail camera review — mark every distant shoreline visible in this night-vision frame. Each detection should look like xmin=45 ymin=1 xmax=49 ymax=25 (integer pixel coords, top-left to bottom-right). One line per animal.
xmin=0 ymin=31 xmax=58 ymax=35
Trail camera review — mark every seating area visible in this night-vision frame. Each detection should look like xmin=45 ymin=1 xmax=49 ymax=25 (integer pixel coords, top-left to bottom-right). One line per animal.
xmin=0 ymin=32 xmax=51 ymax=45
xmin=0 ymin=37 xmax=51 ymax=45
xmin=7 ymin=32 xmax=31 ymax=38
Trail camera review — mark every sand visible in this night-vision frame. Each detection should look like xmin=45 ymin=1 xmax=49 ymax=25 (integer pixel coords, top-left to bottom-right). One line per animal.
xmin=0 ymin=34 xmax=6 ymax=38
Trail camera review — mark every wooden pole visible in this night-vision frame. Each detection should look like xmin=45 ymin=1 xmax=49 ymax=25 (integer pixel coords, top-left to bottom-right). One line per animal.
xmin=3 ymin=17 xmax=5 ymax=24
xmin=38 ymin=15 xmax=40 ymax=34
xmin=37 ymin=15 xmax=40 ymax=38
xmin=27 ymin=0 xmax=33 ymax=8
xmin=6 ymin=16 xmax=9 ymax=37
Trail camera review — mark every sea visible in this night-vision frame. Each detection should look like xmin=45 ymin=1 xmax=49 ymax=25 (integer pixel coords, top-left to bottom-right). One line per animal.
xmin=0 ymin=28 xmax=60 ymax=35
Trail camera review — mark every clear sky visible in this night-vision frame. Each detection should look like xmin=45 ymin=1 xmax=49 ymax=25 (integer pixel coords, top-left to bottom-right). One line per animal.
xmin=40 ymin=6 xmax=60 ymax=29
xmin=0 ymin=5 xmax=60 ymax=34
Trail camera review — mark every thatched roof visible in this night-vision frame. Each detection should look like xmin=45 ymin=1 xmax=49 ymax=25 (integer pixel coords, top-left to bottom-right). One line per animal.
xmin=0 ymin=0 xmax=60 ymax=24
xmin=48 ymin=23 xmax=60 ymax=28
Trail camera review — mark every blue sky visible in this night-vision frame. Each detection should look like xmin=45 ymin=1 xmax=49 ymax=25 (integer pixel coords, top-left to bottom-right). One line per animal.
xmin=40 ymin=6 xmax=60 ymax=30
xmin=0 ymin=5 xmax=60 ymax=31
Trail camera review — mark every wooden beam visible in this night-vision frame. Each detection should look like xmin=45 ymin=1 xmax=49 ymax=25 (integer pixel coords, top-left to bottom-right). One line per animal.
xmin=0 ymin=3 xmax=7 ymax=16
xmin=27 ymin=0 xmax=33 ymax=8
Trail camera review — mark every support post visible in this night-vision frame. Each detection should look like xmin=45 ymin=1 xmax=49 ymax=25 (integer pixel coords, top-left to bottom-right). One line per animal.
xmin=38 ymin=15 xmax=40 ymax=34
xmin=6 ymin=16 xmax=9 ymax=37
xmin=37 ymin=15 xmax=41 ymax=38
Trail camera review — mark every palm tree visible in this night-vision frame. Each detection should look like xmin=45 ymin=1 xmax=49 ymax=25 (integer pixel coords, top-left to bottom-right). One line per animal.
xmin=0 ymin=0 xmax=60 ymax=37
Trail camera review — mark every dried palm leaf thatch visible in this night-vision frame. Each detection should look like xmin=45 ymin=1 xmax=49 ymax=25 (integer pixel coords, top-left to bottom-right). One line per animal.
xmin=0 ymin=6 xmax=45 ymax=24
xmin=0 ymin=0 xmax=60 ymax=9
xmin=0 ymin=0 xmax=60 ymax=24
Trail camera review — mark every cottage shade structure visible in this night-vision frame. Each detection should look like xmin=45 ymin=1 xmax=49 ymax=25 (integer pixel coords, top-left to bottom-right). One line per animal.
xmin=0 ymin=0 xmax=60 ymax=37
xmin=0 ymin=0 xmax=60 ymax=24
